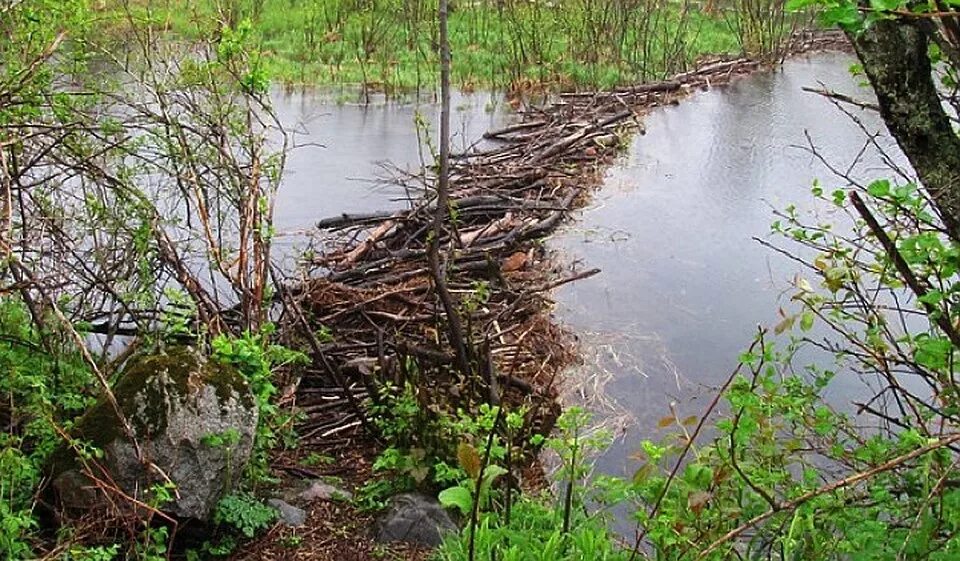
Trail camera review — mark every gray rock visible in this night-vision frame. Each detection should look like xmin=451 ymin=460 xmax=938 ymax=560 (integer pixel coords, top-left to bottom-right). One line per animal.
xmin=267 ymin=498 xmax=307 ymax=527
xmin=49 ymin=346 xmax=258 ymax=521
xmin=298 ymin=480 xmax=353 ymax=502
xmin=376 ymin=493 xmax=457 ymax=547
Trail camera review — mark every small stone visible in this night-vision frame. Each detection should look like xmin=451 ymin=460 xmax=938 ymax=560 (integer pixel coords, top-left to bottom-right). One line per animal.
xmin=267 ymin=498 xmax=307 ymax=527
xmin=299 ymin=481 xmax=352 ymax=502
xmin=375 ymin=493 xmax=456 ymax=548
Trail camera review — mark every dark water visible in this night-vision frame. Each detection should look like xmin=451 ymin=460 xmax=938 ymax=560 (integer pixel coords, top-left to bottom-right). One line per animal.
xmin=548 ymin=52 xmax=907 ymax=478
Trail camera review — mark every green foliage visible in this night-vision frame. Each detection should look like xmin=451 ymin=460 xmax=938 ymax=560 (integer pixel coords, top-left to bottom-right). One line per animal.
xmin=212 ymin=326 xmax=308 ymax=483
xmin=217 ymin=18 xmax=271 ymax=95
xmin=461 ymin=280 xmax=490 ymax=316
xmin=437 ymin=349 xmax=960 ymax=560
xmin=160 ymin=288 xmax=199 ymax=340
xmin=436 ymin=408 xmax=625 ymax=561
xmin=361 ymin=378 xmax=524 ymax=508
xmin=0 ymin=435 xmax=39 ymax=557
xmin=626 ymin=346 xmax=960 ymax=560
xmin=214 ymin=492 xmax=279 ymax=539
xmin=439 ymin=167 xmax=960 ymax=560
xmin=786 ymin=0 xmax=935 ymax=31
xmin=628 ymin=176 xmax=960 ymax=559
xmin=0 ymin=297 xmax=96 ymax=558
xmin=134 ymin=527 xmax=170 ymax=561
xmin=196 ymin=489 xmax=281 ymax=558
xmin=111 ymin=0 xmax=748 ymax=91
xmin=1 ymin=0 xmax=298 ymax=556
xmin=742 ymin=179 xmax=960 ymax=559
xmin=437 ymin=462 xmax=508 ymax=516
xmin=1 ymin=0 xmax=90 ymax=98
xmin=0 ymin=446 xmax=39 ymax=559
xmin=301 ymin=451 xmax=335 ymax=466
xmin=437 ymin=498 xmax=628 ymax=561
xmin=61 ymin=544 xmax=121 ymax=561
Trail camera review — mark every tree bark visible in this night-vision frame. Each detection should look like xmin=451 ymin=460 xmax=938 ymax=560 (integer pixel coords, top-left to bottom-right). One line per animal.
xmin=847 ymin=20 xmax=960 ymax=240
xmin=428 ymin=0 xmax=472 ymax=378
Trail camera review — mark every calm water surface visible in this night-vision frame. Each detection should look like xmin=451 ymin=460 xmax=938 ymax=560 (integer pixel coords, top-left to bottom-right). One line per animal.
xmin=549 ymin=52 xmax=907 ymax=477
xmin=272 ymin=90 xmax=510 ymax=252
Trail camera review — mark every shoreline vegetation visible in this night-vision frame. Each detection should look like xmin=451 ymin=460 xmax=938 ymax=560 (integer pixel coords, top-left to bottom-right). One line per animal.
xmin=11 ymin=0 xmax=960 ymax=559
xmin=103 ymin=0 xmax=808 ymax=94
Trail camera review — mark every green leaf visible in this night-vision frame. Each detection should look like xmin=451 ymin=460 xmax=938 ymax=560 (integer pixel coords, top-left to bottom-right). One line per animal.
xmin=482 ymin=464 xmax=508 ymax=484
xmin=785 ymin=0 xmax=820 ymax=10
xmin=800 ymin=311 xmax=815 ymax=332
xmin=821 ymin=3 xmax=862 ymax=26
xmin=438 ymin=486 xmax=473 ymax=516
xmin=867 ymin=179 xmax=891 ymax=198
xmin=918 ymin=290 xmax=943 ymax=307
xmin=832 ymin=189 xmax=847 ymax=206
xmin=869 ymin=0 xmax=901 ymax=10
xmin=739 ymin=351 xmax=759 ymax=366
xmin=915 ymin=336 xmax=953 ymax=371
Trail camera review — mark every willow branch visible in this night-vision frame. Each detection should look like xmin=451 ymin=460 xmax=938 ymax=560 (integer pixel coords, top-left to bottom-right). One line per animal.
xmin=697 ymin=432 xmax=960 ymax=559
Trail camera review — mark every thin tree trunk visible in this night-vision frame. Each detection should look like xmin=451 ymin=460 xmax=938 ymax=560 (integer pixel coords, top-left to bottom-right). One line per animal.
xmin=847 ymin=20 xmax=960 ymax=241
xmin=428 ymin=0 xmax=472 ymax=378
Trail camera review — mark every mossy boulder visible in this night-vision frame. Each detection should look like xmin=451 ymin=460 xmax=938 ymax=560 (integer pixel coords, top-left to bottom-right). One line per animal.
xmin=50 ymin=346 xmax=258 ymax=521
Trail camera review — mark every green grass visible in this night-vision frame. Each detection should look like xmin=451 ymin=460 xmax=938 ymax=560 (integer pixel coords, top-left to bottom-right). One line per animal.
xmin=110 ymin=0 xmax=748 ymax=92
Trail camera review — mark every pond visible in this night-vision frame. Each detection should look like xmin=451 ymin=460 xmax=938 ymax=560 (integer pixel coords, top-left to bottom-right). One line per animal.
xmin=548 ymin=51 xmax=907 ymax=479
xmin=270 ymin=90 xmax=512 ymax=264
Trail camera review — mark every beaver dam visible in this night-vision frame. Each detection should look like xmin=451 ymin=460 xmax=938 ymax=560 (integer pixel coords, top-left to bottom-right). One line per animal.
xmin=279 ymin=32 xmax=849 ymax=457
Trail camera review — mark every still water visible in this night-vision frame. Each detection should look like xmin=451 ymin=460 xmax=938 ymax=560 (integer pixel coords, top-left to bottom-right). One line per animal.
xmin=549 ymin=52 xmax=907 ymax=477
xmin=271 ymin=90 xmax=511 ymax=255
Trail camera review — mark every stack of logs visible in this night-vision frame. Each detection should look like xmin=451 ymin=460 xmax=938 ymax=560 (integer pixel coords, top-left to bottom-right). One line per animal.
xmin=286 ymin=55 xmax=799 ymax=444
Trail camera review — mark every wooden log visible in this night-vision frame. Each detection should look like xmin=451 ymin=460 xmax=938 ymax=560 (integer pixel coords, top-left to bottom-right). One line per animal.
xmin=317 ymin=210 xmax=396 ymax=230
xmin=612 ymin=80 xmax=682 ymax=95
xmin=483 ymin=120 xmax=548 ymax=139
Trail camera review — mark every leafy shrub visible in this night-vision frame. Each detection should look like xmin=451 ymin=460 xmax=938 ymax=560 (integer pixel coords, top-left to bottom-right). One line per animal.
xmin=214 ymin=492 xmax=278 ymax=539
xmin=436 ymin=174 xmax=960 ymax=559
xmin=437 ymin=498 xmax=628 ymax=561
xmin=0 ymin=297 xmax=96 ymax=558
xmin=436 ymin=407 xmax=624 ymax=561
xmin=361 ymin=378 xmax=524 ymax=508
xmin=211 ymin=326 xmax=307 ymax=483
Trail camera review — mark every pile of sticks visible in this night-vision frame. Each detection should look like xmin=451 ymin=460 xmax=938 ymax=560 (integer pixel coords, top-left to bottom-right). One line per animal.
xmin=285 ymin=56 xmax=786 ymax=441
